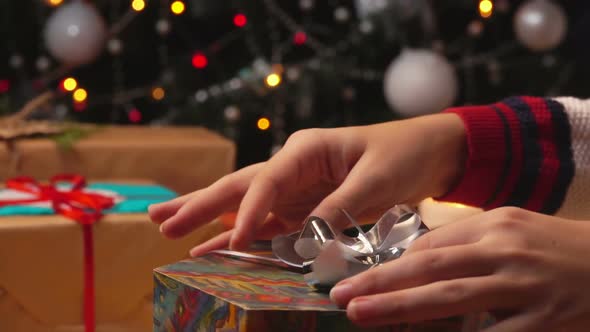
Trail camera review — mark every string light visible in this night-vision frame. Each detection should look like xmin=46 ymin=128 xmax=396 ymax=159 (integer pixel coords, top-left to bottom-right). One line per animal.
xmin=257 ymin=117 xmax=271 ymax=131
xmin=192 ymin=53 xmax=208 ymax=69
xmin=151 ymin=87 xmax=165 ymax=100
xmin=131 ymin=0 xmax=145 ymax=12
xmin=479 ymin=0 xmax=493 ymax=18
xmin=265 ymin=73 xmax=282 ymax=87
xmin=62 ymin=77 xmax=78 ymax=92
xmin=233 ymin=14 xmax=247 ymax=28
xmin=170 ymin=1 xmax=186 ymax=15
xmin=0 ymin=79 xmax=10 ymax=93
xmin=128 ymin=108 xmax=142 ymax=123
xmin=293 ymin=31 xmax=307 ymax=45
xmin=73 ymin=88 xmax=88 ymax=102
xmin=45 ymin=0 xmax=63 ymax=6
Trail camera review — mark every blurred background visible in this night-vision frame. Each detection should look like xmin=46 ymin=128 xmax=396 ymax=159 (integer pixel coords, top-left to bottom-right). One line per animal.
xmin=1 ymin=0 xmax=589 ymax=168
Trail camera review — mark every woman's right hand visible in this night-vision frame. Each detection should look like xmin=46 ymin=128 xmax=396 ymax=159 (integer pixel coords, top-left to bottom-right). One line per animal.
xmin=148 ymin=113 xmax=467 ymax=255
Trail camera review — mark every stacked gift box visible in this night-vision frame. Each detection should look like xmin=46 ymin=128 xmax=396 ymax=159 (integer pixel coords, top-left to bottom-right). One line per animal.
xmin=0 ymin=125 xmax=235 ymax=194
xmin=0 ymin=126 xmax=235 ymax=332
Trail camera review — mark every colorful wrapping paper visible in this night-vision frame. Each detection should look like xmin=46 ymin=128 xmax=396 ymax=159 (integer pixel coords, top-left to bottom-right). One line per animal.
xmin=154 ymin=253 xmax=466 ymax=332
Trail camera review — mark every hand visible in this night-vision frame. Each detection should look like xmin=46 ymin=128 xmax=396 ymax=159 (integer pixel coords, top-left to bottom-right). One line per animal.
xmin=329 ymin=207 xmax=590 ymax=332
xmin=148 ymin=114 xmax=465 ymax=255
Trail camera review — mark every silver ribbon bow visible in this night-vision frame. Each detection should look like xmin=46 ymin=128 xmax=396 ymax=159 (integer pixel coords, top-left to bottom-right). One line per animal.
xmin=271 ymin=205 xmax=426 ymax=289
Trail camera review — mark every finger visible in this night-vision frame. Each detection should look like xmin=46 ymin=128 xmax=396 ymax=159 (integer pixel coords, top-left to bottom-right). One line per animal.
xmin=256 ymin=214 xmax=293 ymax=239
xmin=230 ymin=138 xmax=327 ymax=250
xmin=230 ymin=176 xmax=279 ymax=250
xmin=482 ymin=311 xmax=544 ymax=332
xmin=160 ymin=164 xmax=261 ymax=239
xmin=190 ymin=215 xmax=295 ymax=257
xmin=408 ymin=206 xmax=562 ymax=255
xmin=346 ymin=276 xmax=527 ymax=326
xmin=190 ymin=230 xmax=233 ymax=257
xmin=148 ymin=192 xmax=197 ymax=224
xmin=330 ymin=243 xmax=494 ymax=306
xmin=406 ymin=209 xmax=500 ymax=254
xmin=310 ymin=154 xmax=387 ymax=230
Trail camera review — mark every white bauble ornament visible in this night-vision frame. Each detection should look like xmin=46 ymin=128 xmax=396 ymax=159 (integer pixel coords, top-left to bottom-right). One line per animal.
xmin=514 ymin=0 xmax=567 ymax=52
xmin=384 ymin=49 xmax=458 ymax=117
xmin=44 ymin=1 xmax=107 ymax=66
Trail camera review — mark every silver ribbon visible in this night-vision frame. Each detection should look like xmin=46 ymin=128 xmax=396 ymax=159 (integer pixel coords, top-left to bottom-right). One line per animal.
xmin=271 ymin=205 xmax=426 ymax=289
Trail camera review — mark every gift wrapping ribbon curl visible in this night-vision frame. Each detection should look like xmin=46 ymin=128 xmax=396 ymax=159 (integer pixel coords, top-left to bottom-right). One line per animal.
xmin=0 ymin=174 xmax=115 ymax=332
xmin=213 ymin=205 xmax=427 ymax=290
xmin=271 ymin=205 xmax=427 ymax=288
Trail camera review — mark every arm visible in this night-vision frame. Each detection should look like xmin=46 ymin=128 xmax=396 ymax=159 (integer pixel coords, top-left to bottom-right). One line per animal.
xmin=440 ymin=96 xmax=590 ymax=219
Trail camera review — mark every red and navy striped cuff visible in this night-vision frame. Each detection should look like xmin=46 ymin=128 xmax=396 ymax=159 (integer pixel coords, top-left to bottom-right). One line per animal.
xmin=440 ymin=96 xmax=574 ymax=214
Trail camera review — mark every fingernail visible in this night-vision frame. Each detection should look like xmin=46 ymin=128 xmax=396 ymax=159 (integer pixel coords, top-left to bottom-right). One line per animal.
xmin=148 ymin=204 xmax=165 ymax=224
xmin=347 ymin=297 xmax=373 ymax=321
xmin=229 ymin=233 xmax=248 ymax=252
xmin=159 ymin=222 xmax=167 ymax=233
xmin=330 ymin=281 xmax=354 ymax=305
xmin=189 ymin=248 xmax=200 ymax=257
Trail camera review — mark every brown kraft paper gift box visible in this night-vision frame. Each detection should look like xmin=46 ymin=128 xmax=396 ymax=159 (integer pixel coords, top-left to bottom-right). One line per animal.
xmin=0 ymin=180 xmax=227 ymax=332
xmin=0 ymin=125 xmax=236 ymax=194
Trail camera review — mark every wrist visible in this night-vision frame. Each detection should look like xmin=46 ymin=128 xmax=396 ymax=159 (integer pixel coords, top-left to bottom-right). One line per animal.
xmin=422 ymin=113 xmax=467 ymax=198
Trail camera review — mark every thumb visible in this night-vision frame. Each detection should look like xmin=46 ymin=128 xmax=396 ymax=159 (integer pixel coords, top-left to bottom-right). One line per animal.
xmin=310 ymin=155 xmax=386 ymax=230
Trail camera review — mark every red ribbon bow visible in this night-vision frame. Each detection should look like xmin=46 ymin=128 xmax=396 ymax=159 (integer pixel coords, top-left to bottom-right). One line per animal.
xmin=0 ymin=174 xmax=115 ymax=332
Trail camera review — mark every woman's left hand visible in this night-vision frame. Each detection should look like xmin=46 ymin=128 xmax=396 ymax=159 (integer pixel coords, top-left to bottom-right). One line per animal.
xmin=329 ymin=207 xmax=590 ymax=332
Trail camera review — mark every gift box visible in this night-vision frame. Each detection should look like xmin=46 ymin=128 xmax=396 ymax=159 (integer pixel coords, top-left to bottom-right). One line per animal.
xmin=153 ymin=253 xmax=465 ymax=332
xmin=0 ymin=179 xmax=226 ymax=332
xmin=0 ymin=125 xmax=236 ymax=194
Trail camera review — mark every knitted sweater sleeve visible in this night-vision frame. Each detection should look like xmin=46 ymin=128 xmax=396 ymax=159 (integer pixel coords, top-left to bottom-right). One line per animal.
xmin=439 ymin=96 xmax=590 ymax=220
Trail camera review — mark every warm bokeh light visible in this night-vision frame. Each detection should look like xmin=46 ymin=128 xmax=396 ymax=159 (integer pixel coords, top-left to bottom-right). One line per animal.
xmin=131 ymin=0 xmax=145 ymax=12
xmin=128 ymin=108 xmax=142 ymax=123
xmin=479 ymin=0 xmax=493 ymax=18
xmin=46 ymin=0 xmax=63 ymax=6
xmin=265 ymin=73 xmax=281 ymax=87
xmin=171 ymin=1 xmax=186 ymax=15
xmin=151 ymin=87 xmax=165 ymax=100
xmin=257 ymin=117 xmax=271 ymax=131
xmin=293 ymin=31 xmax=307 ymax=45
xmin=73 ymin=88 xmax=88 ymax=102
xmin=233 ymin=14 xmax=247 ymax=27
xmin=191 ymin=53 xmax=208 ymax=69
xmin=62 ymin=77 xmax=78 ymax=92
xmin=447 ymin=202 xmax=470 ymax=209
xmin=0 ymin=79 xmax=10 ymax=93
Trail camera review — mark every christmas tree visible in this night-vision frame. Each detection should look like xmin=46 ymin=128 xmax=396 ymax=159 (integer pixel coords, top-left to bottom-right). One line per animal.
xmin=0 ymin=0 xmax=587 ymax=167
